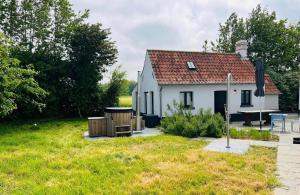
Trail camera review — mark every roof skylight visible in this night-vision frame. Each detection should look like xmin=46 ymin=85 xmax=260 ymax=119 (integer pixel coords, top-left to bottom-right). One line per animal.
xmin=187 ymin=61 xmax=196 ymax=70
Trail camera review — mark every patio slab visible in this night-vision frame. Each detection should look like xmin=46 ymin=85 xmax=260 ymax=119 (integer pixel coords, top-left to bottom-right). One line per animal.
xmin=204 ymin=138 xmax=250 ymax=154
xmin=83 ymin=127 xmax=162 ymax=140
xmin=204 ymin=137 xmax=278 ymax=154
xmin=274 ymin=132 xmax=300 ymax=195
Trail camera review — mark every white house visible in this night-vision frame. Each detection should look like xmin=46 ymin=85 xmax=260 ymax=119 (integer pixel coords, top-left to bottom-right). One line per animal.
xmin=132 ymin=40 xmax=280 ymax=121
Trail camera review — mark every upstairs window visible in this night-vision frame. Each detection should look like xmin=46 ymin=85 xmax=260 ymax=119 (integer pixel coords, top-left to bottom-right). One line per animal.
xmin=241 ymin=90 xmax=252 ymax=106
xmin=187 ymin=61 xmax=196 ymax=70
xmin=180 ymin=91 xmax=194 ymax=109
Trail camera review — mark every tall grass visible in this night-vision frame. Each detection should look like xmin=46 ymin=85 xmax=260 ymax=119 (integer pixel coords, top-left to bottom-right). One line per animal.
xmin=0 ymin=119 xmax=278 ymax=194
xmin=230 ymin=128 xmax=279 ymax=141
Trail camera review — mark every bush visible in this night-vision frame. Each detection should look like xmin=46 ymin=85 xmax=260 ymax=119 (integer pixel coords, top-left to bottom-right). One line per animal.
xmin=161 ymin=101 xmax=225 ymax=138
xmin=229 ymin=128 xmax=279 ymax=141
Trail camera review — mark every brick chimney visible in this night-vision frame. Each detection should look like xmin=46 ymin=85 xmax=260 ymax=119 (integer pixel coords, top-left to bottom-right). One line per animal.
xmin=235 ymin=40 xmax=248 ymax=60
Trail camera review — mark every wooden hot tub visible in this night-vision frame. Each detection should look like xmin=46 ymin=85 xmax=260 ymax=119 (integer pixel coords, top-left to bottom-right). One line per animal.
xmin=88 ymin=117 xmax=107 ymax=137
xmin=88 ymin=107 xmax=145 ymax=137
xmin=104 ymin=107 xmax=133 ymax=137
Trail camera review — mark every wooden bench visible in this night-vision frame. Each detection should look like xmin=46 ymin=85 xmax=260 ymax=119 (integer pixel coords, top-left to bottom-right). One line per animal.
xmin=115 ymin=125 xmax=132 ymax=136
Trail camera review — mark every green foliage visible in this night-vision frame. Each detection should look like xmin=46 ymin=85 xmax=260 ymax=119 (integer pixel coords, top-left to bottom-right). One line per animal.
xmin=0 ymin=0 xmax=119 ymax=118
xmin=229 ymin=128 xmax=279 ymax=141
xmin=213 ymin=12 xmax=246 ymax=53
xmin=161 ymin=101 xmax=225 ymax=138
xmin=101 ymin=66 xmax=127 ymax=108
xmin=206 ymin=5 xmax=300 ymax=111
xmin=68 ymin=23 xmax=117 ymax=117
xmin=268 ymin=70 xmax=300 ymax=112
xmin=0 ymin=33 xmax=47 ymax=117
xmin=120 ymin=79 xmax=137 ymax=96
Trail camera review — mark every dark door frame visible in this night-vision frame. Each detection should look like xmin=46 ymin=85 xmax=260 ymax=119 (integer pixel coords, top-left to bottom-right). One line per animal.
xmin=214 ymin=90 xmax=227 ymax=118
xmin=150 ymin=91 xmax=154 ymax=114
xmin=144 ymin=92 xmax=148 ymax=114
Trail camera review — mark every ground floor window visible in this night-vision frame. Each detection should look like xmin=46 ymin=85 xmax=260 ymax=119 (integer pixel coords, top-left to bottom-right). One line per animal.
xmin=241 ymin=90 xmax=251 ymax=106
xmin=180 ymin=91 xmax=193 ymax=109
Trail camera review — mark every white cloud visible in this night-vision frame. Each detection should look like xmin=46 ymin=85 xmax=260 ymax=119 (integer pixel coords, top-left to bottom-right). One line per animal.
xmin=70 ymin=0 xmax=299 ymax=81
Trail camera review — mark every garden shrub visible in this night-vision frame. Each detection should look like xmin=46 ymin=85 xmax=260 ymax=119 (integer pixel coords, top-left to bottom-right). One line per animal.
xmin=182 ymin=123 xmax=198 ymax=138
xmin=206 ymin=114 xmax=224 ymax=138
xmin=161 ymin=101 xmax=225 ymax=138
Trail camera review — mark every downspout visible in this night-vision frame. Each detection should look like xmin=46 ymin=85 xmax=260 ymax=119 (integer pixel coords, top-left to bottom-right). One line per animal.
xmin=136 ymin=71 xmax=141 ymax=131
xmin=159 ymin=85 xmax=163 ymax=118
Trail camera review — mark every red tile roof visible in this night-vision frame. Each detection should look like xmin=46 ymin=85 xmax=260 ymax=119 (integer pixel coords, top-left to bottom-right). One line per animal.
xmin=147 ymin=49 xmax=280 ymax=95
xmin=265 ymin=74 xmax=281 ymax=95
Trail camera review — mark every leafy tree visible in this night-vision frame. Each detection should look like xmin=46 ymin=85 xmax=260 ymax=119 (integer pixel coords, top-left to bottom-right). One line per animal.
xmin=119 ymin=79 xmax=137 ymax=96
xmin=0 ymin=0 xmax=20 ymax=40
xmin=246 ymin=5 xmax=299 ymax=72
xmin=268 ymin=70 xmax=300 ymax=112
xmin=0 ymin=33 xmax=47 ymax=117
xmin=101 ymin=66 xmax=126 ymax=109
xmin=207 ymin=5 xmax=300 ymax=111
xmin=212 ymin=13 xmax=246 ymax=53
xmin=0 ymin=0 xmax=118 ymax=118
xmin=68 ymin=23 xmax=117 ymax=117
xmin=127 ymin=80 xmax=137 ymax=95
xmin=202 ymin=40 xmax=209 ymax=52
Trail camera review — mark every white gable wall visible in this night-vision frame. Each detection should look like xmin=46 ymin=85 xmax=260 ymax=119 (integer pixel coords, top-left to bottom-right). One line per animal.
xmin=132 ymin=85 xmax=137 ymax=110
xmin=132 ymin=52 xmax=160 ymax=116
xmin=264 ymin=95 xmax=279 ymax=110
xmin=161 ymin=84 xmax=271 ymax=117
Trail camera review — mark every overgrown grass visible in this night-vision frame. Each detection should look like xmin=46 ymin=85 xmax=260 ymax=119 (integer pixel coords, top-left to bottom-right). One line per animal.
xmin=0 ymin=119 xmax=278 ymax=194
xmin=118 ymin=96 xmax=132 ymax=107
xmin=230 ymin=128 xmax=279 ymax=141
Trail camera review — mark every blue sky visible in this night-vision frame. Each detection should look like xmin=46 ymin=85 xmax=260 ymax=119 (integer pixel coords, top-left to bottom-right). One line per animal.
xmin=70 ymin=0 xmax=300 ymax=81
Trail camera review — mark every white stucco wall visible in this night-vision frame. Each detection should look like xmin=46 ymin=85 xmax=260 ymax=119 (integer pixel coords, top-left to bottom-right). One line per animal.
xmin=132 ymin=85 xmax=137 ymax=110
xmin=264 ymin=95 xmax=279 ymax=110
xmin=161 ymin=84 xmax=271 ymax=117
xmin=132 ymin=52 xmax=160 ymax=116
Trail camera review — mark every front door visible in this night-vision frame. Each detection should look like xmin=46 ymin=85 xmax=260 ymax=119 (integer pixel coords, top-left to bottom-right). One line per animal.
xmin=214 ymin=91 xmax=227 ymax=118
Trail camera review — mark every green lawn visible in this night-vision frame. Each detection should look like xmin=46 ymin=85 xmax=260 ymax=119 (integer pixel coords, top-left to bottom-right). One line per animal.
xmin=0 ymin=119 xmax=278 ymax=194
xmin=118 ymin=96 xmax=132 ymax=107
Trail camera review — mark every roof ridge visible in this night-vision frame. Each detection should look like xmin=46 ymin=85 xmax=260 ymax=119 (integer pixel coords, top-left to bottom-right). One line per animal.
xmin=147 ymin=49 xmax=238 ymax=55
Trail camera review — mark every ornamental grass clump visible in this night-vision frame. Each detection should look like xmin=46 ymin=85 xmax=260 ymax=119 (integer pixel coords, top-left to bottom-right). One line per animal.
xmin=161 ymin=101 xmax=225 ymax=138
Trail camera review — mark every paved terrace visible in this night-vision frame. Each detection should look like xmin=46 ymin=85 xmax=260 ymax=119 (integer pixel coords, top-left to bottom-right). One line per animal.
xmin=274 ymin=131 xmax=300 ymax=195
xmin=232 ymin=113 xmax=300 ymax=194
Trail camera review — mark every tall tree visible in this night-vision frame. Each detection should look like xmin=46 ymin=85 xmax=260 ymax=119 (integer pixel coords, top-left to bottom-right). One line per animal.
xmin=208 ymin=5 xmax=300 ymax=111
xmin=211 ymin=13 xmax=246 ymax=52
xmin=246 ymin=5 xmax=299 ymax=72
xmin=0 ymin=33 xmax=47 ymax=117
xmin=68 ymin=23 xmax=118 ymax=117
xmin=34 ymin=0 xmax=52 ymax=50
xmin=102 ymin=66 xmax=126 ymax=109
xmin=0 ymin=0 xmax=20 ymax=40
xmin=0 ymin=0 xmax=118 ymax=118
